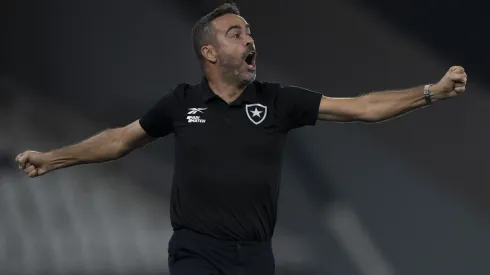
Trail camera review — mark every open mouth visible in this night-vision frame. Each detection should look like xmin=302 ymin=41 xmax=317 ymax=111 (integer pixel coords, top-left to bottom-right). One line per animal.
xmin=244 ymin=51 xmax=256 ymax=69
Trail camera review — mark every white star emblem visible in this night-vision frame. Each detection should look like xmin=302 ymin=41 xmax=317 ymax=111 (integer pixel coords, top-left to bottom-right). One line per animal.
xmin=245 ymin=103 xmax=267 ymax=125
xmin=250 ymin=108 xmax=263 ymax=117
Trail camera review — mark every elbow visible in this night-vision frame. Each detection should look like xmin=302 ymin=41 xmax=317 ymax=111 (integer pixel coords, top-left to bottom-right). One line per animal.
xmin=115 ymin=136 xmax=134 ymax=158
xmin=357 ymin=97 xmax=382 ymax=123
xmin=114 ymin=140 xmax=131 ymax=158
xmin=360 ymin=112 xmax=383 ymax=123
xmin=105 ymin=128 xmax=131 ymax=159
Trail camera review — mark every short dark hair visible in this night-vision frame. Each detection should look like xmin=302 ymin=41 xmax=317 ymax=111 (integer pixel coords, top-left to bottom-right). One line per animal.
xmin=191 ymin=2 xmax=241 ymax=60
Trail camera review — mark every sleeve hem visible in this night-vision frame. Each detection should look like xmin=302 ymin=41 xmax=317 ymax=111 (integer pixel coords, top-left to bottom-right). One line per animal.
xmin=305 ymin=93 xmax=323 ymax=126
xmin=138 ymin=118 xmax=161 ymax=138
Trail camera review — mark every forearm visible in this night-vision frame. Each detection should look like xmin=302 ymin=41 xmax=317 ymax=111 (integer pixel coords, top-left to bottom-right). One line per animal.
xmin=44 ymin=128 xmax=128 ymax=170
xmin=360 ymin=85 xmax=436 ymax=122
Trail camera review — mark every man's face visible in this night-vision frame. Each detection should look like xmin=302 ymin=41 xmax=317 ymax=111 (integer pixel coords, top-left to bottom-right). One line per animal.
xmin=211 ymin=14 xmax=257 ymax=84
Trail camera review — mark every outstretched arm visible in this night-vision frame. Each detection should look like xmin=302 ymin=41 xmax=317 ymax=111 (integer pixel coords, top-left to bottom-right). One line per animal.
xmin=16 ymin=83 xmax=180 ymax=178
xmin=46 ymin=120 xmax=155 ymax=166
xmin=317 ymin=66 xmax=467 ymax=122
xmin=16 ymin=120 xmax=155 ymax=177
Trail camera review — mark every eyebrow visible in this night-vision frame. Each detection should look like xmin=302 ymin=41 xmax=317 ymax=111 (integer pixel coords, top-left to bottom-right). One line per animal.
xmin=225 ymin=24 xmax=251 ymax=35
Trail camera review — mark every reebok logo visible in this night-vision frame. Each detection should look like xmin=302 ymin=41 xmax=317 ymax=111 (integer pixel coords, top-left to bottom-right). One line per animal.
xmin=187 ymin=108 xmax=207 ymax=115
xmin=187 ymin=107 xmax=207 ymax=123
xmin=187 ymin=116 xmax=206 ymax=123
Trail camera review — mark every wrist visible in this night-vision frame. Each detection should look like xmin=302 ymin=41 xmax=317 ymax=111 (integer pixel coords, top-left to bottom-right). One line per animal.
xmin=425 ymin=84 xmax=446 ymax=103
xmin=43 ymin=151 xmax=70 ymax=170
xmin=427 ymin=83 xmax=449 ymax=101
xmin=424 ymin=84 xmax=434 ymax=105
xmin=41 ymin=152 xmax=58 ymax=170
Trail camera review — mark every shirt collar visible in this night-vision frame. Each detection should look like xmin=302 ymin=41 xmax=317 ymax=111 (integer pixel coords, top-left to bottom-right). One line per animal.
xmin=200 ymin=77 xmax=257 ymax=105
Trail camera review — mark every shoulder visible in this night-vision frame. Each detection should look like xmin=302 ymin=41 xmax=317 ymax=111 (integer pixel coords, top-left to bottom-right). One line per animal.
xmin=162 ymin=82 xmax=202 ymax=102
xmin=252 ymin=80 xmax=282 ymax=91
xmin=252 ymin=80 xmax=284 ymax=99
xmin=171 ymin=82 xmax=197 ymax=96
xmin=253 ymin=80 xmax=312 ymax=97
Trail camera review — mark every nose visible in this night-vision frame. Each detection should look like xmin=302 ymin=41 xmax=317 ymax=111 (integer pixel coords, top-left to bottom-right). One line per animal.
xmin=245 ymin=35 xmax=254 ymax=47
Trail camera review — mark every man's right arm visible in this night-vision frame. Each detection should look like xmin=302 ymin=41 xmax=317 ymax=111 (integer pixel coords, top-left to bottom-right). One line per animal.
xmin=47 ymin=120 xmax=155 ymax=167
xmin=16 ymin=120 xmax=156 ymax=177
xmin=17 ymin=85 xmax=180 ymax=177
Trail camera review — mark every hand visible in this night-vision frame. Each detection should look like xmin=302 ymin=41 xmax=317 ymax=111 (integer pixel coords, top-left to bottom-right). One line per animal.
xmin=431 ymin=66 xmax=467 ymax=99
xmin=15 ymin=151 xmax=53 ymax=178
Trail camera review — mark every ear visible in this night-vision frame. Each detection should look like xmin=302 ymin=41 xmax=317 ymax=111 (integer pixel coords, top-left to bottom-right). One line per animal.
xmin=201 ymin=44 xmax=217 ymax=63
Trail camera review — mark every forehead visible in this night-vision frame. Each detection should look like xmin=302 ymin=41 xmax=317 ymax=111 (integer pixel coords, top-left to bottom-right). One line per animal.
xmin=211 ymin=14 xmax=249 ymax=32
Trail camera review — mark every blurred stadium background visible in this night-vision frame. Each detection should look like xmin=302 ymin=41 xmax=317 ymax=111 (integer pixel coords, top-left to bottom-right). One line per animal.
xmin=1 ymin=0 xmax=489 ymax=274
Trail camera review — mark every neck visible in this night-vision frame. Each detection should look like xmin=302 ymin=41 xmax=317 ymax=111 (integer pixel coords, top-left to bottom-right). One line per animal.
xmin=205 ymin=70 xmax=247 ymax=104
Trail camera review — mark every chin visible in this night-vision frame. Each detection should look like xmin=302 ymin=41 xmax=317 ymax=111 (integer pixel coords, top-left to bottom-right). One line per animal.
xmin=239 ymin=71 xmax=256 ymax=84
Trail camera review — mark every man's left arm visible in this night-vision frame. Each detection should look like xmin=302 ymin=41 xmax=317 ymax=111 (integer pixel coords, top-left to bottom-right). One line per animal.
xmin=318 ymin=66 xmax=467 ymax=122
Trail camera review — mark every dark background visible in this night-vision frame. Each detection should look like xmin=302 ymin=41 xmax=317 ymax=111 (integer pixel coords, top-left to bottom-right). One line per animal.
xmin=1 ymin=0 xmax=489 ymax=274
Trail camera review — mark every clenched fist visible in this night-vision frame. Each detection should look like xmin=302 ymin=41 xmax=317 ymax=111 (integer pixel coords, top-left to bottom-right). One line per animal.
xmin=431 ymin=66 xmax=467 ymax=99
xmin=15 ymin=151 xmax=53 ymax=178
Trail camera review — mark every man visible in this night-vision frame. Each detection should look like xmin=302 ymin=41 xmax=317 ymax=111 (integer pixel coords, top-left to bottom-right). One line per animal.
xmin=16 ymin=3 xmax=467 ymax=275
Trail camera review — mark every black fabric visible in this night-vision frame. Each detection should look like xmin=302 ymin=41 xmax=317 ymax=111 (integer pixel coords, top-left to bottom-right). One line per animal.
xmin=275 ymin=84 xmax=324 ymax=129
xmin=168 ymin=228 xmax=275 ymax=275
xmin=139 ymin=83 xmax=189 ymax=137
xmin=139 ymin=78 xmax=322 ymax=242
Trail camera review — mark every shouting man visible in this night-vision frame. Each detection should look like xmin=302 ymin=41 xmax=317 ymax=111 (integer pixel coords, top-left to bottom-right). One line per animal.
xmin=16 ymin=3 xmax=467 ymax=275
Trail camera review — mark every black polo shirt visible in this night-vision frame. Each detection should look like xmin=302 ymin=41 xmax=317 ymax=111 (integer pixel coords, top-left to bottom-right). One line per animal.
xmin=139 ymin=78 xmax=322 ymax=242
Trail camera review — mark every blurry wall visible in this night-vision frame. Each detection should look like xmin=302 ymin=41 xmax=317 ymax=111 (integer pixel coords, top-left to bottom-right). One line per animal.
xmin=2 ymin=0 xmax=490 ymax=275
xmin=0 ymin=76 xmax=175 ymax=274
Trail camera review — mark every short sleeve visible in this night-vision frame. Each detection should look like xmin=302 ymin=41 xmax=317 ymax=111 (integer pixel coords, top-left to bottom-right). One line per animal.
xmin=139 ymin=88 xmax=179 ymax=138
xmin=275 ymin=84 xmax=323 ymax=130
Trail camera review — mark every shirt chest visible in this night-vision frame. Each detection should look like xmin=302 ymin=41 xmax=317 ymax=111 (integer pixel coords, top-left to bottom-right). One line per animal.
xmin=173 ymin=101 xmax=288 ymax=158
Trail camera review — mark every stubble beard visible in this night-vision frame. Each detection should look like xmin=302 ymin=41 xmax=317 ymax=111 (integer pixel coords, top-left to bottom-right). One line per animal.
xmin=218 ymin=53 xmax=256 ymax=87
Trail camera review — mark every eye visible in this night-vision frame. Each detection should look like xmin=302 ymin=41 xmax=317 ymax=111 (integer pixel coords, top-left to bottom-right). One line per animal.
xmin=232 ymin=33 xmax=241 ymax=39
